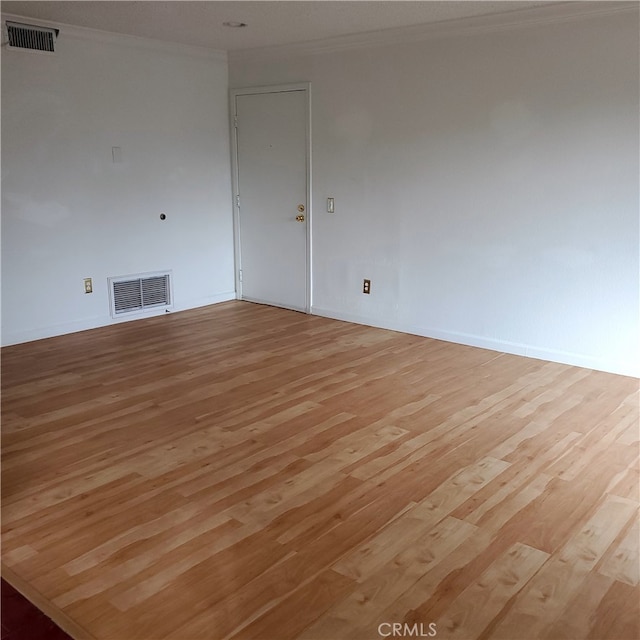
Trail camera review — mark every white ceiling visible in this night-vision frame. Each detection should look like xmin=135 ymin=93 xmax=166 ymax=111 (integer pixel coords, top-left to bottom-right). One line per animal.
xmin=1 ymin=1 xmax=563 ymax=52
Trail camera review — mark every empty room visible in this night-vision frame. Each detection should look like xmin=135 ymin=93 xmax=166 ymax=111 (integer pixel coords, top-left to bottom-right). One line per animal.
xmin=1 ymin=1 xmax=638 ymax=639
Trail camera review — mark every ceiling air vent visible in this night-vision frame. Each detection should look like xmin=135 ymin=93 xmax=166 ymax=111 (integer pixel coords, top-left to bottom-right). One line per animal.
xmin=109 ymin=272 xmax=173 ymax=318
xmin=6 ymin=21 xmax=58 ymax=53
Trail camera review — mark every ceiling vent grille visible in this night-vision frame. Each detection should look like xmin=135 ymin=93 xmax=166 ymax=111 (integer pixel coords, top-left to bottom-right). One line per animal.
xmin=109 ymin=272 xmax=172 ymax=317
xmin=6 ymin=21 xmax=58 ymax=53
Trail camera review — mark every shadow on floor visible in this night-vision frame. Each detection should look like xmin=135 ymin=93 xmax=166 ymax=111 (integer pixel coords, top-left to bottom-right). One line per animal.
xmin=1 ymin=579 xmax=72 ymax=640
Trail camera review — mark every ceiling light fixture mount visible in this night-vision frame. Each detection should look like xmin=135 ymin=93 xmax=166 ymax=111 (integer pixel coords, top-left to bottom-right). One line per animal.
xmin=223 ymin=21 xmax=248 ymax=28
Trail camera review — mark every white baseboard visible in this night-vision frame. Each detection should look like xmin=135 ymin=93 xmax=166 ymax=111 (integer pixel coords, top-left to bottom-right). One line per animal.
xmin=178 ymin=291 xmax=237 ymax=310
xmin=1 ymin=291 xmax=237 ymax=347
xmin=2 ymin=316 xmax=113 ymax=347
xmin=311 ymin=306 xmax=640 ymax=379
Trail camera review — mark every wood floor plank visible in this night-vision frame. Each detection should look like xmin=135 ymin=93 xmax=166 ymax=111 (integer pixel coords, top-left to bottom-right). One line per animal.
xmin=598 ymin=514 xmax=640 ymax=586
xmin=227 ymin=569 xmax=356 ymax=640
xmin=540 ymin=571 xmax=614 ymax=640
xmin=300 ymin=516 xmax=479 ymax=640
xmin=2 ymin=300 xmax=638 ymax=640
xmin=370 ymin=527 xmax=496 ymax=635
xmin=435 ymin=542 xmax=550 ymax=639
xmin=587 ymin=579 xmax=640 ymax=640
xmin=490 ymin=494 xmax=639 ymax=639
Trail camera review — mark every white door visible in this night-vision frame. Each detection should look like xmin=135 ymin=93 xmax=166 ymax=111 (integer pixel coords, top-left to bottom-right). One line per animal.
xmin=234 ymin=88 xmax=309 ymax=312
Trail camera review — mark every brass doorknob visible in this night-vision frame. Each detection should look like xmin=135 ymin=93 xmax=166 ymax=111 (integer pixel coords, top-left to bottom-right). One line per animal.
xmin=296 ymin=214 xmax=305 ymax=222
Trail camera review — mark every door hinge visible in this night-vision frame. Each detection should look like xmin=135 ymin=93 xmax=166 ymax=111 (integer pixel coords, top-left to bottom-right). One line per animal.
xmin=235 ymin=194 xmax=240 ymax=208
xmin=239 ymin=269 xmax=243 ymax=282
xmin=233 ymin=115 xmax=238 ymax=129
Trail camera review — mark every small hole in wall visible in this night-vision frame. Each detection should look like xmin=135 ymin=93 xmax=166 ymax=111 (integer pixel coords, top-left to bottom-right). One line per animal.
xmin=160 ymin=213 xmax=166 ymax=220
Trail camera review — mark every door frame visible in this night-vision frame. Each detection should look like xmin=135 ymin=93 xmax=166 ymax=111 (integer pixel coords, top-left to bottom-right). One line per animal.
xmin=229 ymin=82 xmax=312 ymax=313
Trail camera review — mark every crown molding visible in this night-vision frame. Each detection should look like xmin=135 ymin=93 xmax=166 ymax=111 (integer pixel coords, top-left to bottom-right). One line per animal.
xmin=229 ymin=1 xmax=638 ymax=63
xmin=1 ymin=12 xmax=227 ymax=61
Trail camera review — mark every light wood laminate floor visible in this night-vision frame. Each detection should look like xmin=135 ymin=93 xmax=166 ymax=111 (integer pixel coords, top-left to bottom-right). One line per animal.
xmin=2 ymin=301 xmax=638 ymax=640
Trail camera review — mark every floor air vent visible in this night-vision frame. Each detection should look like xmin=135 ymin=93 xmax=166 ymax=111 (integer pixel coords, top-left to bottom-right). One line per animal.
xmin=6 ymin=21 xmax=58 ymax=53
xmin=109 ymin=272 xmax=172 ymax=317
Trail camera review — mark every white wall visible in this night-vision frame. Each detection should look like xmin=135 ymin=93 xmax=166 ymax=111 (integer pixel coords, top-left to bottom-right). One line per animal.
xmin=230 ymin=7 xmax=640 ymax=377
xmin=1 ymin=21 xmax=236 ymax=345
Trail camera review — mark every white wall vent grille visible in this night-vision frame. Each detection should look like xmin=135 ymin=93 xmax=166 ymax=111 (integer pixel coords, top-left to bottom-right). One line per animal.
xmin=6 ymin=21 xmax=58 ymax=53
xmin=109 ymin=272 xmax=172 ymax=317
